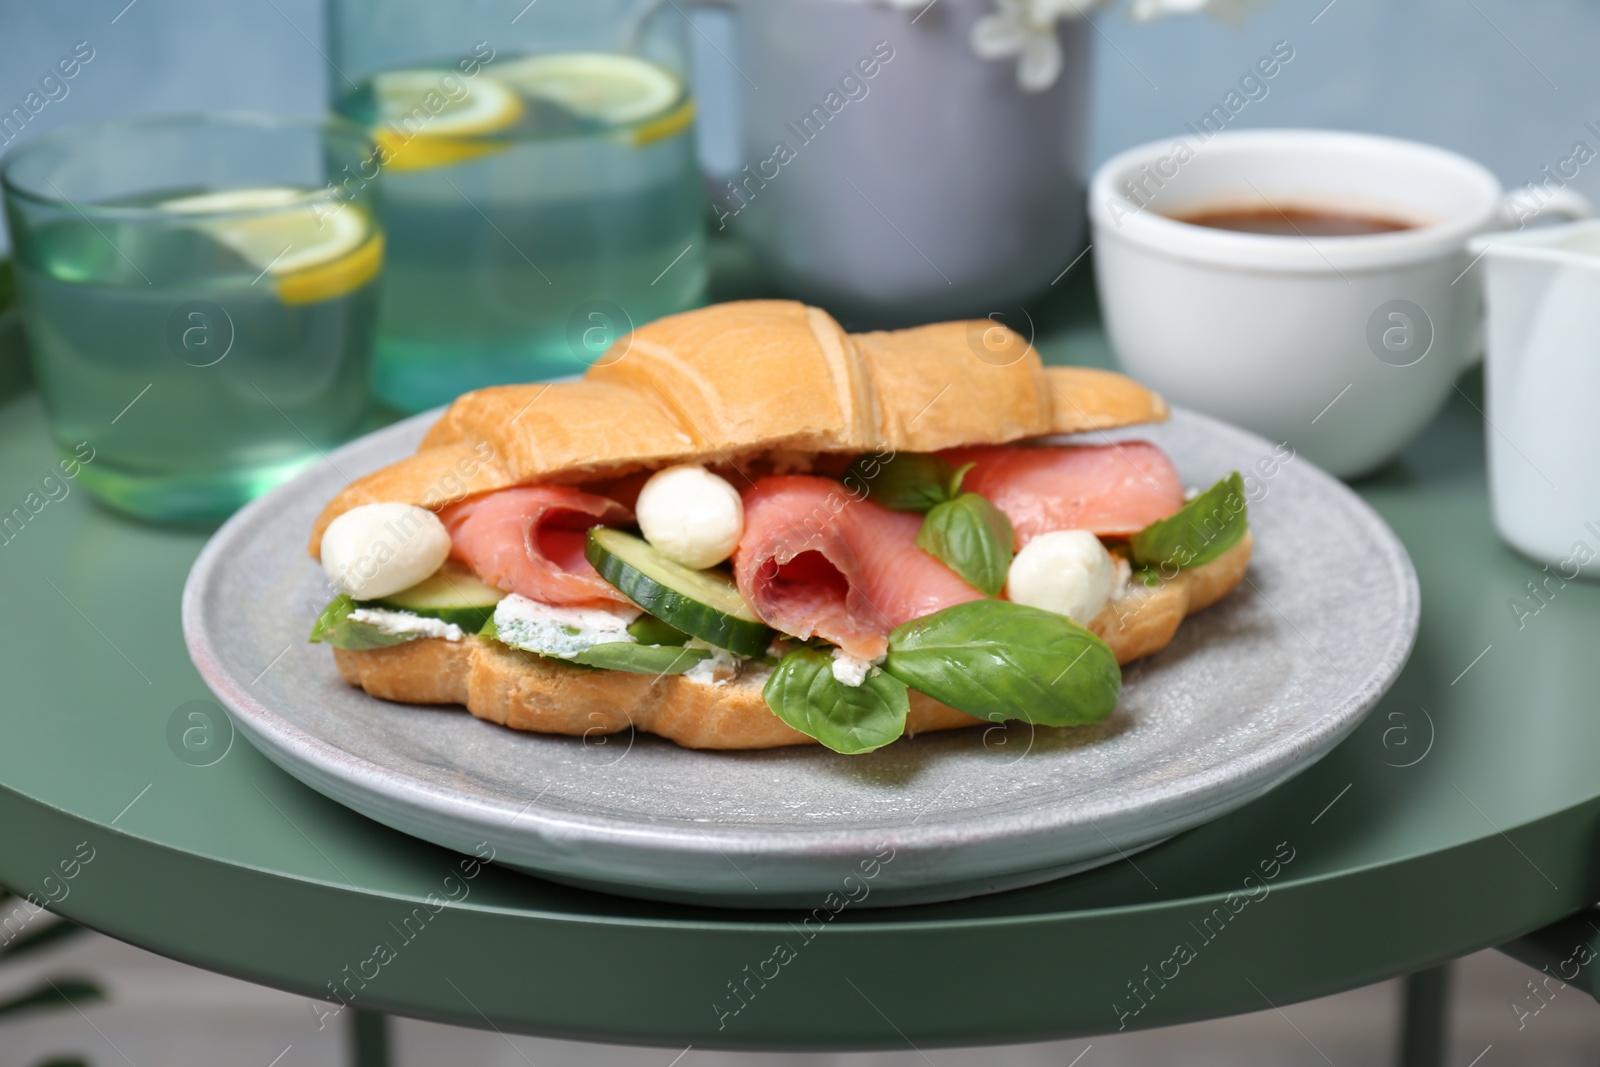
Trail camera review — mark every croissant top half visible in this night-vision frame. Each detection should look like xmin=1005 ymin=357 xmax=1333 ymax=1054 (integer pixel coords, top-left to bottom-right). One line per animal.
xmin=309 ymin=300 xmax=1166 ymax=556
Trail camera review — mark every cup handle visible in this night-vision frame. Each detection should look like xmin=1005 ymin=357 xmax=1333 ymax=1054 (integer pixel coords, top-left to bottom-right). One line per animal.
xmin=1497 ymin=184 xmax=1596 ymax=227
xmin=682 ymin=0 xmax=742 ymax=193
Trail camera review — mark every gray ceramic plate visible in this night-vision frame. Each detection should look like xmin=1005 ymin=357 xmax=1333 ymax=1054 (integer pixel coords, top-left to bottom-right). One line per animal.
xmin=183 ymin=406 xmax=1418 ymax=909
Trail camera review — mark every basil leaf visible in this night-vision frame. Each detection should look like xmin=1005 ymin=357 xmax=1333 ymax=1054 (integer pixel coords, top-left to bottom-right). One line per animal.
xmin=947 ymin=461 xmax=975 ymax=499
xmin=627 ymin=614 xmax=690 ymax=647
xmin=762 ymin=647 xmax=910 ymax=754
xmin=841 ymin=452 xmax=954 ymax=513
xmin=308 ymin=595 xmax=418 ymax=651
xmin=884 ymin=601 xmax=1121 ymax=727
xmin=1130 ymin=472 xmax=1249 ymax=575
xmin=916 ymin=493 xmax=1014 ymax=596
xmin=571 ymin=642 xmax=712 ymax=674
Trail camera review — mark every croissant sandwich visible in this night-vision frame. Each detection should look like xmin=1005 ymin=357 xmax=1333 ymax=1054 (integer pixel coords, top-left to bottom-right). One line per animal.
xmin=307 ymin=300 xmax=1252 ymax=753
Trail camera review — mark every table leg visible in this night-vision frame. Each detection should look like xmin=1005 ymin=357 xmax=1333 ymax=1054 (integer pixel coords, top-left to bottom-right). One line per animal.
xmin=349 ymin=1008 xmax=390 ymax=1067
xmin=1497 ymin=907 xmax=1600 ymax=1000
xmin=1397 ymin=963 xmax=1452 ymax=1067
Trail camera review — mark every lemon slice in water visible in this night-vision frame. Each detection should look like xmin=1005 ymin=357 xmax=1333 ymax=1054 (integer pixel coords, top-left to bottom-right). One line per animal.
xmin=493 ymin=52 xmax=692 ymax=145
xmin=370 ymin=68 xmax=525 ymax=172
xmin=161 ymin=186 xmax=383 ymax=305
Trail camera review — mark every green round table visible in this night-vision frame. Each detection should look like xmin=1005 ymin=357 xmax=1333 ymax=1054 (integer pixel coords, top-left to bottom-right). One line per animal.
xmin=1 ymin=281 xmax=1597 ymax=1057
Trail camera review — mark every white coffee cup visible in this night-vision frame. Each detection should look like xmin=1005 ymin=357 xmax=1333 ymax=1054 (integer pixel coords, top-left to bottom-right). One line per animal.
xmin=1472 ymin=220 xmax=1600 ymax=579
xmin=1089 ymin=129 xmax=1591 ymax=478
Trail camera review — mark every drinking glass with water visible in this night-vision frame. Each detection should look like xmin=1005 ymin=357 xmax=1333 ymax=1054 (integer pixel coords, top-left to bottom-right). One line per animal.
xmin=329 ymin=0 xmax=708 ymax=412
xmin=2 ymin=113 xmax=381 ymax=522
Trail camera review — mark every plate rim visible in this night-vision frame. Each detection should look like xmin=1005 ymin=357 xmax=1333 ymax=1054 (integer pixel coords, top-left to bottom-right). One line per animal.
xmin=182 ymin=404 xmax=1419 ymax=866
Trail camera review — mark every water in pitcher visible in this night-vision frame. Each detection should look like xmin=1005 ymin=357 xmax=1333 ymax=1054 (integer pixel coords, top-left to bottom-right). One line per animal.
xmin=335 ymin=51 xmax=708 ymax=412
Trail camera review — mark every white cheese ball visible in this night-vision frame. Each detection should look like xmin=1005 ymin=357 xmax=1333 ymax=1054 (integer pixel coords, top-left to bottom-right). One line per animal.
xmin=1006 ymin=530 xmax=1118 ymax=625
xmin=635 ymin=464 xmax=744 ymax=569
xmin=321 ymin=502 xmax=452 ymax=600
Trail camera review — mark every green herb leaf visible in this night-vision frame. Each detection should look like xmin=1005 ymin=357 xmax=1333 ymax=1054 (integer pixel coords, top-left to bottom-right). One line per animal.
xmin=916 ymin=493 xmax=1014 ymax=596
xmin=571 ymin=642 xmax=713 ymax=674
xmin=1130 ymin=472 xmax=1249 ymax=575
xmin=883 ymin=601 xmax=1121 ymax=727
xmin=478 ymin=615 xmax=499 ymax=640
xmin=626 ymin=614 xmax=690 ymax=647
xmin=762 ymin=647 xmax=910 ymax=754
xmin=947 ymin=461 xmax=975 ymax=499
xmin=308 ymin=595 xmax=418 ymax=650
xmin=841 ymin=452 xmax=955 ymax=513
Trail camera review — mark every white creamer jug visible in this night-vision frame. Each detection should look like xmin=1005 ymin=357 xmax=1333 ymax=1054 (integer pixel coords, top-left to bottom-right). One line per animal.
xmin=1471 ymin=220 xmax=1600 ymax=578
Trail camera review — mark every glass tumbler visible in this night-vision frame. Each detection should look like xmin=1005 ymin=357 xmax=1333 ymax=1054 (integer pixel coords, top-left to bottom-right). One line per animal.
xmin=328 ymin=0 xmax=708 ymax=412
xmin=2 ymin=113 xmax=382 ymax=523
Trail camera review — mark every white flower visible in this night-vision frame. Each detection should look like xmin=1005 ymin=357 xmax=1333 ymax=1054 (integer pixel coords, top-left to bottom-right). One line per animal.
xmin=968 ymin=0 xmax=1272 ymax=91
xmin=1130 ymin=0 xmax=1270 ymax=23
xmin=970 ymin=0 xmax=1110 ymax=93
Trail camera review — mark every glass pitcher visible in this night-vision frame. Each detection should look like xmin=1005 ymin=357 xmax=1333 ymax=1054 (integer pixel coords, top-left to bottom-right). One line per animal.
xmin=327 ymin=0 xmax=707 ymax=412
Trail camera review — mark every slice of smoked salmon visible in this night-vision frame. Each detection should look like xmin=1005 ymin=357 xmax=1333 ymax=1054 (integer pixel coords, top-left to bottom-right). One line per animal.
xmin=441 ymin=487 xmax=634 ymax=608
xmin=944 ymin=442 xmax=1184 ymax=547
xmin=734 ymin=475 xmax=984 ymax=660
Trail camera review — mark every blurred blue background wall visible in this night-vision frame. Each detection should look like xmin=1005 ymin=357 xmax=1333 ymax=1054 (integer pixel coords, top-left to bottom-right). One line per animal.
xmin=2 ymin=0 xmax=1596 ymax=253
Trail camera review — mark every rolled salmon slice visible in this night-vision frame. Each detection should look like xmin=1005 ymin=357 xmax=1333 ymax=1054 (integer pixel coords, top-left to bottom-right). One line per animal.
xmin=441 ymin=487 xmax=634 ymax=608
xmin=734 ymin=475 xmax=984 ymax=660
xmin=944 ymin=442 xmax=1185 ymax=547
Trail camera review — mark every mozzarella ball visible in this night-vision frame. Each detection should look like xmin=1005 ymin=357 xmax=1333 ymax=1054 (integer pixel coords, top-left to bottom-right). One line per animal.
xmin=635 ymin=464 xmax=744 ymax=569
xmin=1006 ymin=530 xmax=1119 ymax=625
xmin=321 ymin=503 xmax=452 ymax=600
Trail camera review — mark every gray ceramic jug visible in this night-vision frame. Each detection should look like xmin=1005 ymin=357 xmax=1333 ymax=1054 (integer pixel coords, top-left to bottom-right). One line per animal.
xmin=702 ymin=0 xmax=1092 ymax=326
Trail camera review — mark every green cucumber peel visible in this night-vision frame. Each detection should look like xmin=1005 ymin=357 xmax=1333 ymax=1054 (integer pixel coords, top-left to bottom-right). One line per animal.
xmin=883 ymin=600 xmax=1121 ymax=727
xmin=762 ymin=647 xmax=910 ymax=755
xmin=584 ymin=528 xmax=773 ymax=657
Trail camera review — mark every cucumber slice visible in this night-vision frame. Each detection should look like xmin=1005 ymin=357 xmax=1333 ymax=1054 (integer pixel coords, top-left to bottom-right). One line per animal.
xmin=371 ymin=560 xmax=505 ymax=631
xmin=586 ymin=528 xmax=773 ymax=657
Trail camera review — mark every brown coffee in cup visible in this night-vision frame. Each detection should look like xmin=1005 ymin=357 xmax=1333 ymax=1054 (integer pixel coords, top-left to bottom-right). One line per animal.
xmin=1171 ymin=204 xmax=1415 ymax=237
